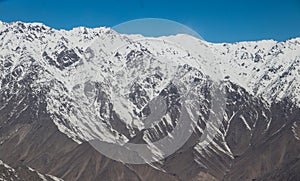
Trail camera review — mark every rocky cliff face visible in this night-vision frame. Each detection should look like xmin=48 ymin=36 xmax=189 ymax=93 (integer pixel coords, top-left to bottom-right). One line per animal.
xmin=0 ymin=21 xmax=299 ymax=181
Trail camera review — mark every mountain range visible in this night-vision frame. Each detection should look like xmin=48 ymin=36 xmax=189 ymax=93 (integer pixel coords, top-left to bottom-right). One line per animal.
xmin=0 ymin=21 xmax=300 ymax=181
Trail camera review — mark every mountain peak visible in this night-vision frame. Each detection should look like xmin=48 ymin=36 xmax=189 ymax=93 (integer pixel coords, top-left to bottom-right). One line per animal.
xmin=0 ymin=21 xmax=300 ymax=181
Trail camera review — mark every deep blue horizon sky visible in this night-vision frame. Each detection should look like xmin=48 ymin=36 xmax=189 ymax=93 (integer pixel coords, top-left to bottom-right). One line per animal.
xmin=0 ymin=0 xmax=299 ymax=43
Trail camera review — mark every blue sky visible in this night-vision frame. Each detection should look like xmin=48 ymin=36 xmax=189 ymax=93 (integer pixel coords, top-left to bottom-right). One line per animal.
xmin=0 ymin=0 xmax=299 ymax=43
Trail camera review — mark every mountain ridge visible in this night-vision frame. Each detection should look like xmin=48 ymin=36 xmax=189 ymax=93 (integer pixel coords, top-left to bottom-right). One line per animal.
xmin=0 ymin=21 xmax=300 ymax=181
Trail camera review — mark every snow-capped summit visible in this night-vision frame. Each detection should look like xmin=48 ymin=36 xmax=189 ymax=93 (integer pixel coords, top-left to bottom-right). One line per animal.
xmin=0 ymin=21 xmax=300 ymax=181
xmin=1 ymin=20 xmax=300 ymax=142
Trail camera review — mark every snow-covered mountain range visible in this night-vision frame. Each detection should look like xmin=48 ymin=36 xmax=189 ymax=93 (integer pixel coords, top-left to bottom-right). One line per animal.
xmin=0 ymin=21 xmax=300 ymax=181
